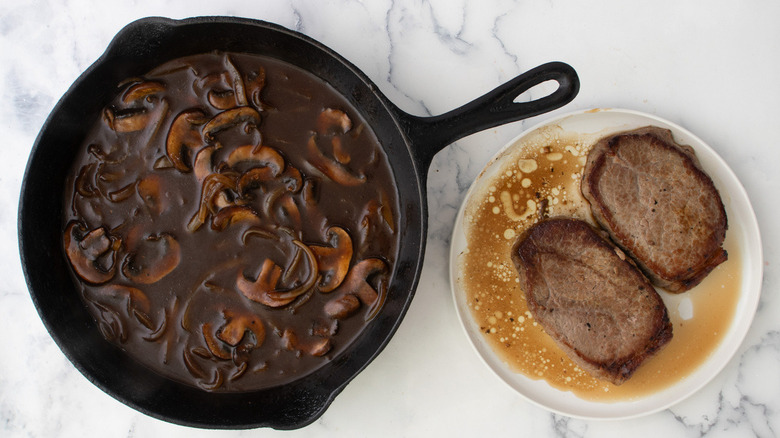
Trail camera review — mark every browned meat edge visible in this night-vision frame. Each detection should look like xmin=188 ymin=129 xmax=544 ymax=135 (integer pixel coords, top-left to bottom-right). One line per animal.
xmin=581 ymin=126 xmax=727 ymax=292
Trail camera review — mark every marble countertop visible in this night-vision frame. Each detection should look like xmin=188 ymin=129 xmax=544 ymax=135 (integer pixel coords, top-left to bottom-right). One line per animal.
xmin=2 ymin=1 xmax=779 ymax=436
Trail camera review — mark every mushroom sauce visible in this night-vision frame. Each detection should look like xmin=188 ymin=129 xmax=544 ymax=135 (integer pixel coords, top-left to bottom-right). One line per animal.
xmin=62 ymin=52 xmax=399 ymax=391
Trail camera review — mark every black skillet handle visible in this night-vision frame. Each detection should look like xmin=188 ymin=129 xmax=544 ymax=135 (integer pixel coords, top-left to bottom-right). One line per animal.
xmin=397 ymin=61 xmax=579 ymax=170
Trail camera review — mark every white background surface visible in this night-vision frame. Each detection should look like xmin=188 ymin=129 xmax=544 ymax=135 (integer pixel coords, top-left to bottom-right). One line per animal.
xmin=2 ymin=1 xmax=779 ymax=437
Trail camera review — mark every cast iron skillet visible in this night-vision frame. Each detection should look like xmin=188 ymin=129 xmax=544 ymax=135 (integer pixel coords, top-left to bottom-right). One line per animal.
xmin=18 ymin=16 xmax=579 ymax=429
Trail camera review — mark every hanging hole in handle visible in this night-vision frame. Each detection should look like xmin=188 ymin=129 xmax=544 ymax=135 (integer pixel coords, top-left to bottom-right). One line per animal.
xmin=513 ymin=79 xmax=561 ymax=104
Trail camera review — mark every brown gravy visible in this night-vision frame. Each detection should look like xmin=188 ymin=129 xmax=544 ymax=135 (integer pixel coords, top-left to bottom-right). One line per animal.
xmin=458 ymin=126 xmax=740 ymax=401
xmin=62 ymin=52 xmax=399 ymax=391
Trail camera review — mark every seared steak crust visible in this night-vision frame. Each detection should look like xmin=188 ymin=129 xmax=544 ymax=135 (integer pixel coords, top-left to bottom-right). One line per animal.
xmin=511 ymin=218 xmax=672 ymax=385
xmin=581 ymin=126 xmax=727 ymax=292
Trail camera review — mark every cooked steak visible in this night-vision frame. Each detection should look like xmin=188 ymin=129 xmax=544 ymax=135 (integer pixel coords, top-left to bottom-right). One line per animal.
xmin=581 ymin=126 xmax=728 ymax=293
xmin=511 ymin=217 xmax=672 ymax=385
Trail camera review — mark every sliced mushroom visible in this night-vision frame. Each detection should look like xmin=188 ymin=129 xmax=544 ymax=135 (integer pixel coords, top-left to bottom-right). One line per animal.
xmin=187 ymin=171 xmax=239 ymax=232
xmin=325 ymin=258 xmax=388 ymax=320
xmin=203 ymin=107 xmax=261 ymax=141
xmin=345 ymin=258 xmax=388 ymax=305
xmin=196 ymin=71 xmax=237 ymax=110
xmin=245 ymin=66 xmax=266 ymax=109
xmin=107 ymin=182 xmax=137 ymax=203
xmin=308 ymin=338 xmax=332 ymax=357
xmin=225 ymin=144 xmax=284 ymax=175
xmin=104 ymin=81 xmax=167 ymax=133
xmin=236 ymin=240 xmax=318 ymax=308
xmin=306 ymin=135 xmax=366 ymax=186
xmin=211 ymin=205 xmax=262 ymax=231
xmin=323 ymin=294 xmax=360 ymax=320
xmin=263 ymin=240 xmax=318 ymax=301
xmin=230 ymin=362 xmax=249 ymax=382
xmin=87 ymin=143 xmax=125 ymax=164
xmin=74 ymin=163 xmax=98 ymax=197
xmin=218 ymin=310 xmax=266 ymax=348
xmin=237 ymin=259 xmax=286 ymax=307
xmin=241 ymin=226 xmax=279 ymax=245
xmin=279 ymin=328 xmax=331 ymax=356
xmin=104 ymin=107 xmax=153 ymax=133
xmin=121 ymin=233 xmax=181 ymax=284
xmin=166 ymin=109 xmax=209 ymax=172
xmin=237 ymin=166 xmax=277 ymax=193
xmin=94 ymin=162 xmax=137 ymax=203
xmin=63 ymin=222 xmax=119 ymax=285
xmin=317 ymin=108 xmax=352 ymax=135
xmin=207 ymin=88 xmax=238 ymax=110
xmin=283 ymin=242 xmax=305 ymax=285
xmin=136 ymin=174 xmax=167 ymax=216
xmin=214 ymin=191 xmax=236 ymax=211
xmin=200 ymin=368 xmax=225 ymax=391
xmin=192 ymin=144 xmax=219 ymax=183
xmin=280 ymin=166 xmax=303 ymax=193
xmin=331 ymin=136 xmax=351 ymax=164
xmin=259 ymin=185 xmax=288 ymax=219
xmin=122 ymin=81 xmax=165 ymax=104
xmin=363 ymin=275 xmax=389 ymax=322
xmin=191 ymin=346 xmax=212 ymax=359
xmin=224 ymin=55 xmax=248 ymax=107
xmin=230 ymin=346 xmax=252 ymax=378
xmin=202 ymin=322 xmax=232 ymax=360
xmin=153 ymin=156 xmax=174 ymax=169
xmin=310 ymin=226 xmax=353 ymax=293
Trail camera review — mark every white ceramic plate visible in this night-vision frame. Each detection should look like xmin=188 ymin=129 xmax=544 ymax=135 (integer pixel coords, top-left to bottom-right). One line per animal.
xmin=449 ymin=108 xmax=763 ymax=419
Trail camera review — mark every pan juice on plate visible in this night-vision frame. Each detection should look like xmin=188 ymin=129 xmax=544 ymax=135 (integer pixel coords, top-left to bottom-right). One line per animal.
xmin=62 ymin=52 xmax=399 ymax=391
xmin=457 ymin=125 xmax=741 ymax=401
